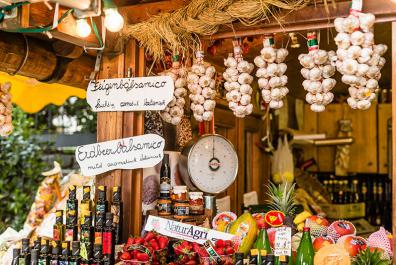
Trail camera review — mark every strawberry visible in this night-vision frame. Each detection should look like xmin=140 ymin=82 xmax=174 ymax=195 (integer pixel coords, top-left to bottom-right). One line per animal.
xmin=149 ymin=239 xmax=160 ymax=251
xmin=225 ymin=247 xmax=234 ymax=255
xmin=216 ymin=239 xmax=225 ymax=248
xmin=216 ymin=248 xmax=224 ymax=255
xmin=135 ymin=237 xmax=144 ymax=245
xmin=185 ymin=260 xmax=197 ymax=265
xmin=144 ymin=231 xmax=156 ymax=242
xmin=225 ymin=240 xmax=233 ymax=247
xmin=132 ymin=250 xmax=139 ymax=259
xmin=120 ymin=251 xmax=131 ymax=260
xmin=157 ymin=236 xmax=169 ymax=249
xmin=136 ymin=252 xmax=150 ymax=261
xmin=126 ymin=237 xmax=135 ymax=246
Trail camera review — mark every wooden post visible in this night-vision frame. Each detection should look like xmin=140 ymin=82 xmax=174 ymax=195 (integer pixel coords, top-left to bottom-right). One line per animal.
xmin=392 ymin=21 xmax=396 ymax=264
xmin=96 ymin=39 xmax=145 ymax=240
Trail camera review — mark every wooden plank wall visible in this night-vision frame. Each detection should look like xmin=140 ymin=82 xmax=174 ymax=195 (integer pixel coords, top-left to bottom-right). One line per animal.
xmin=96 ymin=39 xmax=144 ymax=240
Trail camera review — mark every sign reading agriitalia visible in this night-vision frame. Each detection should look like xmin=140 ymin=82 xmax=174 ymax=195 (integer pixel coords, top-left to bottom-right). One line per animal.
xmin=75 ymin=134 xmax=165 ymax=176
xmin=86 ymin=76 xmax=174 ymax=112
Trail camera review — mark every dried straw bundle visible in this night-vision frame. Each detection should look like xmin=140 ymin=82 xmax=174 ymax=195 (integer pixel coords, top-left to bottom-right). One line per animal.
xmin=123 ymin=0 xmax=310 ymax=60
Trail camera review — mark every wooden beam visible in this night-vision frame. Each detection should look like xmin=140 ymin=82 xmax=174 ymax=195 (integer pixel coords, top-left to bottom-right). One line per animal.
xmin=207 ymin=0 xmax=396 ymax=39
xmin=392 ymin=21 xmax=396 ymax=265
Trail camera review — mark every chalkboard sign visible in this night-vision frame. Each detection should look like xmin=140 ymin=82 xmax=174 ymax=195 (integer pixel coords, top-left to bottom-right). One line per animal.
xmin=87 ymin=76 xmax=174 ymax=112
xmin=75 ymin=134 xmax=165 ymax=176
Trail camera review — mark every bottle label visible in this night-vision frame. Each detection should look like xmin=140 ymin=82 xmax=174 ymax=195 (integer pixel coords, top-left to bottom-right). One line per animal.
xmin=65 ymin=229 xmax=75 ymax=241
xmin=50 ymin=260 xmax=58 ymax=265
xmin=95 ymin=232 xmax=102 ymax=244
xmin=38 ymin=259 xmax=47 ymax=265
xmin=53 ymin=228 xmax=60 ymax=241
xmin=69 ymin=262 xmax=77 ymax=265
xmin=111 ymin=205 xmax=120 ymax=224
xmin=81 ymin=229 xmax=91 ymax=242
xmin=96 ymin=204 xmax=106 ymax=214
xmin=103 ymin=232 xmax=113 ymax=254
xmin=19 ymin=258 xmax=26 ymax=265
xmin=59 ymin=261 xmax=68 ymax=265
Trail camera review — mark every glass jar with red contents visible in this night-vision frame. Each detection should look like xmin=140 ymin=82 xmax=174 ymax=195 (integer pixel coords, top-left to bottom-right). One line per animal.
xmin=189 ymin=192 xmax=204 ymax=215
xmin=171 ymin=186 xmax=188 ymax=201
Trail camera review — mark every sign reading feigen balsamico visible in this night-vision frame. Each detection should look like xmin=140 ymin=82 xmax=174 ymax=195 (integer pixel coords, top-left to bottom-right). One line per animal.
xmin=75 ymin=134 xmax=165 ymax=176
xmin=86 ymin=76 xmax=174 ymax=112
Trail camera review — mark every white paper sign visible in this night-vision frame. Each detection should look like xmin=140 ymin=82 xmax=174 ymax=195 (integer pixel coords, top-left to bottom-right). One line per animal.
xmin=144 ymin=215 xmax=237 ymax=244
xmin=274 ymin=227 xmax=292 ymax=256
xmin=86 ymin=76 xmax=174 ymax=112
xmin=75 ymin=134 xmax=165 ymax=176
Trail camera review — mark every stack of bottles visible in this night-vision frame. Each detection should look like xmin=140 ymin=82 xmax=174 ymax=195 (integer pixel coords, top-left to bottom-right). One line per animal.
xmin=12 ymin=185 xmax=123 ymax=265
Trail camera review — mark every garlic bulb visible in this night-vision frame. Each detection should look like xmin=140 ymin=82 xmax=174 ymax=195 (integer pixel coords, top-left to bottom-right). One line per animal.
xmin=160 ymin=58 xmax=187 ymax=125
xmin=299 ymin=32 xmax=336 ymax=112
xmin=0 ymin=82 xmax=13 ymax=137
xmin=335 ymin=12 xmax=387 ymax=110
xmin=188 ymin=51 xmax=216 ymax=122
xmin=224 ymin=44 xmax=254 ymax=117
xmin=254 ymin=35 xmax=289 ymax=109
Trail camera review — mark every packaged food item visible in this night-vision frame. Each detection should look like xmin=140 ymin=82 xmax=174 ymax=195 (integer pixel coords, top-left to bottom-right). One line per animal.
xmin=189 ymin=192 xmax=204 ymax=215
xmin=171 ymin=186 xmax=188 ymax=201
xmin=229 ymin=212 xmax=258 ymax=255
xmin=212 ymin=211 xmax=237 ymax=230
xmin=157 ymin=198 xmax=172 ymax=216
xmin=25 ymin=162 xmax=62 ymax=227
xmin=174 ymin=201 xmax=189 ymax=219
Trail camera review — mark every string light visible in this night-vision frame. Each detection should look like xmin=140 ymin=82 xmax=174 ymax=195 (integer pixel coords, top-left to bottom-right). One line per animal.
xmin=76 ymin=18 xmax=92 ymax=38
xmin=103 ymin=0 xmax=124 ymax=32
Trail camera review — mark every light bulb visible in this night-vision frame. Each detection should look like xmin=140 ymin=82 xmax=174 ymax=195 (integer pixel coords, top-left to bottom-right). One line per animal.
xmin=104 ymin=8 xmax=124 ymax=32
xmin=76 ymin=18 xmax=91 ymax=38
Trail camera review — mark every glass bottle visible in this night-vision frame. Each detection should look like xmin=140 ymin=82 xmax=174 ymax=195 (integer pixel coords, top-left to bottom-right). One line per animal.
xmin=79 ymin=242 xmax=92 ymax=265
xmin=59 ymin=242 xmax=70 ymax=265
xmin=69 ymin=242 xmax=80 ymax=265
xmin=65 ymin=210 xmax=78 ymax=242
xmin=31 ymin=249 xmax=39 ymax=265
xmin=19 ymin=238 xmax=31 ymax=265
xmin=264 ymin=254 xmax=275 ymax=265
xmin=103 ymin=213 xmax=114 ymax=265
xmin=80 ymin=213 xmax=93 ymax=258
xmin=81 ymin=186 xmax=92 ymax=220
xmin=92 ymin=244 xmax=103 ymax=265
xmin=111 ymin=186 xmax=123 ymax=245
xmin=94 ymin=213 xmax=105 ymax=245
xmin=53 ymin=210 xmax=65 ymax=242
xmin=295 ymin=227 xmax=314 ymax=265
xmin=234 ymin=252 xmax=244 ymax=265
xmin=66 ymin=185 xmax=78 ymax=220
xmin=278 ymin=256 xmax=288 ymax=265
xmin=50 ymin=241 xmax=61 ymax=265
xmin=159 ymin=154 xmax=171 ymax=198
xmin=255 ymin=228 xmax=272 ymax=264
xmin=33 ymin=237 xmax=41 ymax=251
xmin=260 ymin=250 xmax=267 ymax=265
xmin=96 ymin=186 xmax=109 ymax=215
xmin=249 ymin=249 xmax=258 ymax=264
xmin=351 ymin=180 xmax=360 ymax=203
xmin=39 ymin=239 xmax=51 ymax=265
xmin=12 ymin=248 xmax=20 ymax=265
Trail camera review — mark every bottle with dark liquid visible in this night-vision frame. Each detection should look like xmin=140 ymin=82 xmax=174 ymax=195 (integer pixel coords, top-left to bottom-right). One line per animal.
xmin=103 ymin=213 xmax=115 ymax=265
xmin=159 ymin=154 xmax=171 ymax=198
xmin=39 ymin=239 xmax=51 ymax=265
xmin=79 ymin=242 xmax=92 ymax=265
xmin=351 ymin=180 xmax=360 ymax=203
xmin=19 ymin=238 xmax=31 ymax=265
xmin=234 ymin=252 xmax=244 ymax=265
xmin=81 ymin=186 xmax=92 ymax=221
xmin=59 ymin=242 xmax=70 ymax=265
xmin=278 ymin=256 xmax=288 ymax=265
xmin=30 ymin=249 xmax=39 ymax=265
xmin=53 ymin=210 xmax=65 ymax=242
xmin=264 ymin=254 xmax=275 ymax=265
xmin=69 ymin=242 xmax=80 ymax=265
xmin=249 ymin=249 xmax=258 ymax=264
xmin=66 ymin=185 xmax=78 ymax=220
xmin=50 ymin=241 xmax=61 ymax=265
xmin=12 ymin=248 xmax=20 ymax=265
xmin=80 ymin=213 xmax=93 ymax=259
xmin=260 ymin=250 xmax=268 ymax=265
xmin=94 ymin=213 xmax=105 ymax=245
xmin=65 ymin=210 xmax=78 ymax=242
xmin=33 ymin=237 xmax=41 ymax=251
xmin=92 ymin=244 xmax=103 ymax=265
xmin=111 ymin=186 xmax=123 ymax=245
xmin=96 ymin=186 xmax=109 ymax=215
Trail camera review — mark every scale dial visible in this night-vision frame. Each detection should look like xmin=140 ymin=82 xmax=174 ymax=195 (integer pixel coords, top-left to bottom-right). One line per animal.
xmin=187 ymin=134 xmax=238 ymax=194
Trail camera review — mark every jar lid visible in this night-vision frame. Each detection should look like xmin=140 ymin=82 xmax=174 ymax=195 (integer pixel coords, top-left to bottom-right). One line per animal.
xmin=173 ymin=186 xmax=187 ymax=194
xmin=189 ymin=192 xmax=203 ymax=200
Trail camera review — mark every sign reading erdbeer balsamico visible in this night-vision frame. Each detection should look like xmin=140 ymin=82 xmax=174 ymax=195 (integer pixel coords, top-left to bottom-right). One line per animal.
xmin=75 ymin=134 xmax=165 ymax=176
xmin=86 ymin=76 xmax=174 ymax=112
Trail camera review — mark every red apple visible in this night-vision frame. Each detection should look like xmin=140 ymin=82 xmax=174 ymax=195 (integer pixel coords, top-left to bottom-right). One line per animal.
xmin=313 ymin=236 xmax=334 ymax=252
xmin=307 ymin=216 xmax=329 ymax=227
xmin=338 ymin=235 xmax=367 ymax=257
xmin=328 ymin=220 xmax=356 ymax=241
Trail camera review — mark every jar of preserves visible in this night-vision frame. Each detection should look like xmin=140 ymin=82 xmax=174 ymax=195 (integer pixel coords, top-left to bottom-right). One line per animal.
xmin=173 ymin=201 xmax=189 ymax=219
xmin=157 ymin=198 xmax=172 ymax=216
xmin=189 ymin=192 xmax=204 ymax=215
xmin=171 ymin=186 xmax=188 ymax=201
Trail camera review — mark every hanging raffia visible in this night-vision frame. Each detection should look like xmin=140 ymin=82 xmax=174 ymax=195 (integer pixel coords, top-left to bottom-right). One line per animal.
xmin=123 ymin=0 xmax=311 ymax=61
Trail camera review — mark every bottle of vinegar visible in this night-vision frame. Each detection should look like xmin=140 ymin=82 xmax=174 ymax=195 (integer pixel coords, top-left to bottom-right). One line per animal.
xmin=295 ymin=228 xmax=314 ymax=265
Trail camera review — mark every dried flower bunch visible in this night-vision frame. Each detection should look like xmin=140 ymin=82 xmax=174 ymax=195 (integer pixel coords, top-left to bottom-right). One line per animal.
xmin=0 ymin=82 xmax=13 ymax=137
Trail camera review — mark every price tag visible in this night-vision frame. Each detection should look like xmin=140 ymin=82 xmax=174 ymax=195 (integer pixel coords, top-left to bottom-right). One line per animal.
xmin=274 ymin=227 xmax=292 ymax=256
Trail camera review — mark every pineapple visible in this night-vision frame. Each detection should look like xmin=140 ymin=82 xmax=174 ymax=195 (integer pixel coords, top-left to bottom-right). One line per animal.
xmin=353 ymin=249 xmax=391 ymax=265
xmin=266 ymin=182 xmax=297 ymax=216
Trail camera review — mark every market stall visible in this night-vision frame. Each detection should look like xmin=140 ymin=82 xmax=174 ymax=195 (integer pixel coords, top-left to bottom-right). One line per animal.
xmin=1 ymin=0 xmax=396 ymax=264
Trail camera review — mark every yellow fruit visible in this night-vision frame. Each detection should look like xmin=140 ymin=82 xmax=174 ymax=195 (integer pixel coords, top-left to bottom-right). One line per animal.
xmin=229 ymin=212 xmax=258 ymax=255
xmin=297 ymin=222 xmax=305 ymax=232
xmin=294 ymin=211 xmax=312 ymax=225
xmin=216 ymin=220 xmax=228 ymax=232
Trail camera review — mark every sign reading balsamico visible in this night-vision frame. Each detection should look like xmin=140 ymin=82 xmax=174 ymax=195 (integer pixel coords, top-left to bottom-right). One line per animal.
xmin=86 ymin=76 xmax=174 ymax=112
xmin=75 ymin=134 xmax=165 ymax=176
